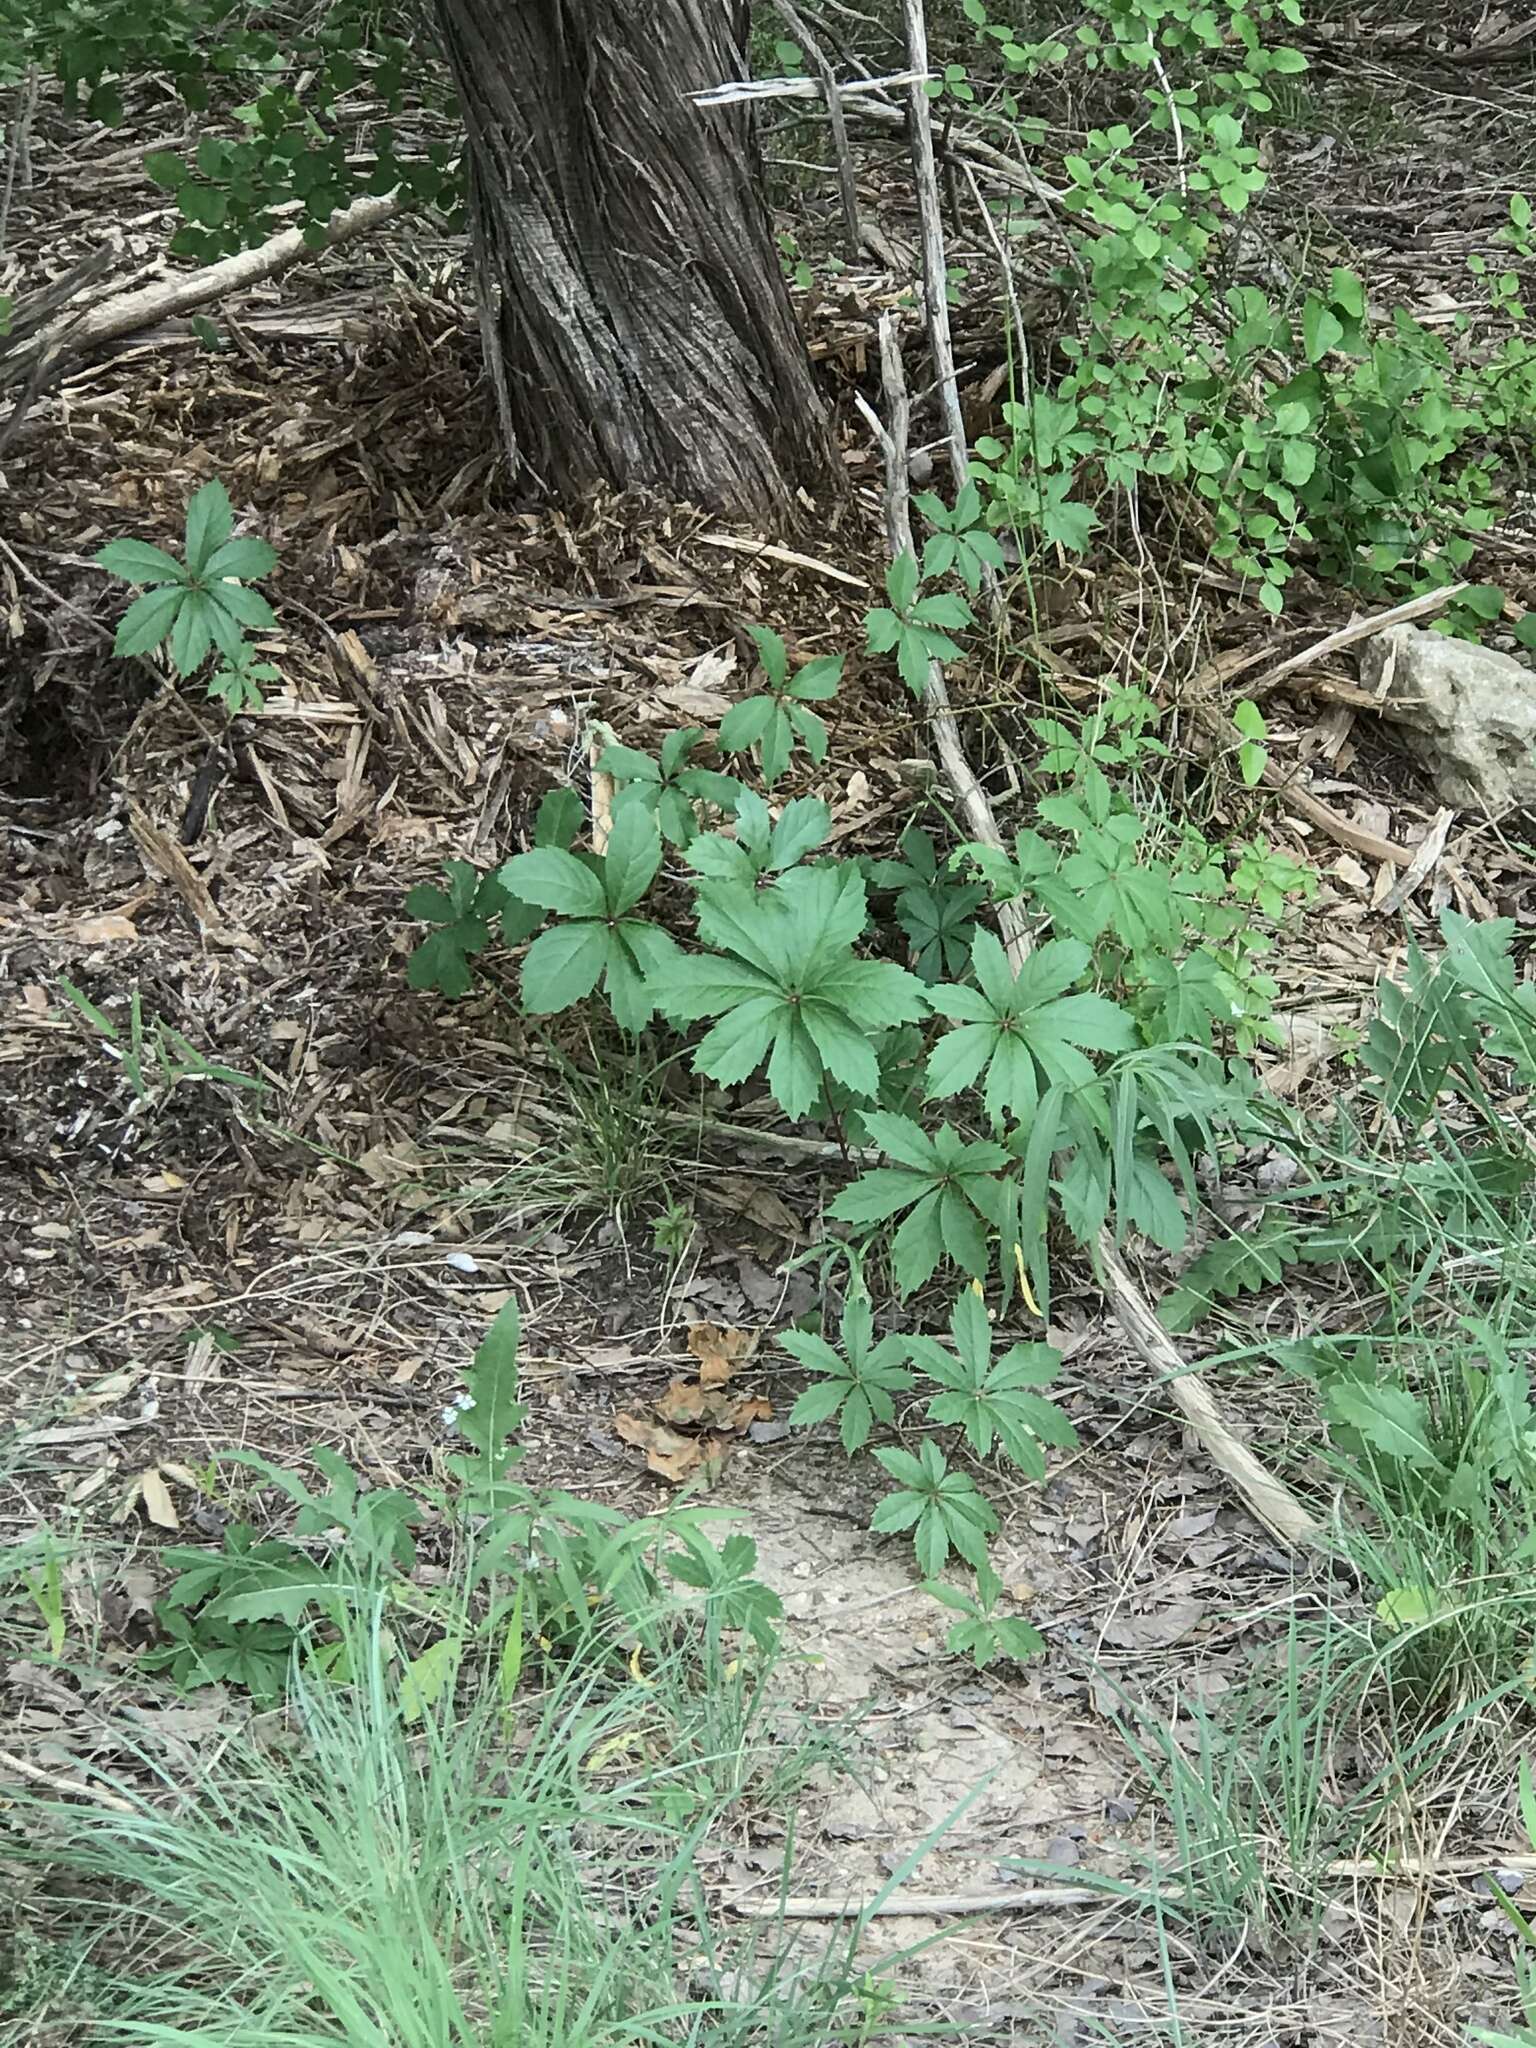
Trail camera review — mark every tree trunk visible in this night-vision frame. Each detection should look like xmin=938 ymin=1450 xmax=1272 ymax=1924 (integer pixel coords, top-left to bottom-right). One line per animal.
xmin=431 ymin=0 xmax=836 ymax=525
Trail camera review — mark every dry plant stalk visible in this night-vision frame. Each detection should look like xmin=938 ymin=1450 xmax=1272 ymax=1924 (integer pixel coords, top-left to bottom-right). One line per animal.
xmin=880 ymin=14 xmax=1321 ymax=1552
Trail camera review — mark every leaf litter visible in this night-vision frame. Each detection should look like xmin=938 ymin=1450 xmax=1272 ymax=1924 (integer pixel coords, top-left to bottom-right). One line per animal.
xmin=616 ymin=1323 xmax=768 ymax=1482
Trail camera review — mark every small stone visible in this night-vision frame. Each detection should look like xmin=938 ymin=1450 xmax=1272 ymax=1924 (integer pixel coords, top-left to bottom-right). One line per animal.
xmin=1362 ymin=624 xmax=1536 ymax=812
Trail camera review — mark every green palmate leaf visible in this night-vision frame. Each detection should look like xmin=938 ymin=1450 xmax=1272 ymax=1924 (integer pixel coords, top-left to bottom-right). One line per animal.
xmin=601 ymin=928 xmax=660 ymax=1034
xmin=872 ymin=1439 xmax=997 ymax=1577
xmin=784 ymin=1297 xmax=913 ymax=1454
xmin=897 ymin=624 xmax=936 ymax=696
xmin=926 ymin=931 xmax=1136 ymax=1126
xmin=864 ymin=607 xmax=900 ymax=656
xmin=145 ymin=149 xmax=187 ymax=190
xmin=828 ymin=1115 xmax=1010 ymax=1296
xmin=943 ymin=1611 xmax=1045 ymax=1668
xmin=906 ymin=1290 xmax=1073 ymax=1480
xmin=536 ymin=788 xmax=585 ymax=848
xmin=912 ymin=592 xmax=974 ymax=631
xmin=597 ymin=741 xmax=662 ymax=784
xmin=201 ymin=597 xmax=249 ymax=667
xmin=684 ymin=790 xmax=826 ymax=884
xmin=1302 ymin=295 xmax=1344 ymax=364
xmin=113 ymin=584 xmax=187 ymax=659
xmin=768 ymin=795 xmax=832 ymax=869
xmin=183 ymin=479 xmax=235 ymax=576
xmin=95 ymin=538 xmax=186 ymax=585
xmin=498 ymin=847 xmax=605 ymax=918
xmin=659 ymin=865 xmax=926 ymax=1119
xmin=408 ymin=920 xmax=490 ymax=997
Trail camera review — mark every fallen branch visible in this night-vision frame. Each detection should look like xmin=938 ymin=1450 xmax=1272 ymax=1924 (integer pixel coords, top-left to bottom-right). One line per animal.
xmin=877 ymin=45 xmax=1322 ymax=1554
xmin=901 ymin=0 xmax=968 ymax=488
xmin=1246 ymin=581 xmax=1466 ymax=699
xmin=773 ymin=0 xmax=862 ymax=261
xmin=1 ymin=191 xmax=402 ymax=388
xmin=728 ymin=1882 xmax=1165 ymax=1920
xmin=0 ymin=1747 xmax=139 ymax=1815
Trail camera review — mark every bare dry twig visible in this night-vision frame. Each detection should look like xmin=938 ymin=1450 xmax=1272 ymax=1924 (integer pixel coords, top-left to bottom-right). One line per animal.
xmin=772 ymin=0 xmax=862 ymax=260
xmin=1 ymin=191 xmax=401 ymax=388
xmin=874 ymin=31 xmax=1321 ymax=1552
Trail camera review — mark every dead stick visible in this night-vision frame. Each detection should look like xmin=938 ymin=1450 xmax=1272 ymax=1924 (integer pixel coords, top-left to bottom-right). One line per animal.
xmin=5 ymin=191 xmax=401 ymax=384
xmin=729 ymin=1883 xmax=1167 ymax=1921
xmin=854 ymin=329 xmax=1029 ymax=963
xmin=0 ymin=1747 xmax=139 ymax=1815
xmin=900 ymin=0 xmax=968 ymax=487
xmin=1247 ymin=582 xmax=1466 ymax=699
xmin=774 ymin=0 xmax=861 ymax=261
xmin=863 ymin=325 xmax=1319 ymax=1553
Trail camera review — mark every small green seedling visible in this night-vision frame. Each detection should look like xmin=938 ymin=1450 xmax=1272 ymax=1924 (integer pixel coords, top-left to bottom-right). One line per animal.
xmin=719 ymin=625 xmax=842 ymax=788
xmin=96 ymin=479 xmax=279 ymax=712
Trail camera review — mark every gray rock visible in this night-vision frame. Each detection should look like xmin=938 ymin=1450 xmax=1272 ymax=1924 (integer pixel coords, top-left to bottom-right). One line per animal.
xmin=1360 ymin=623 xmax=1536 ymax=813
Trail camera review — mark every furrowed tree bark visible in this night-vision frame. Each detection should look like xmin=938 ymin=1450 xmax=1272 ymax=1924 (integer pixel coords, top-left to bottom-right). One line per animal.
xmin=429 ymin=0 xmax=836 ymax=523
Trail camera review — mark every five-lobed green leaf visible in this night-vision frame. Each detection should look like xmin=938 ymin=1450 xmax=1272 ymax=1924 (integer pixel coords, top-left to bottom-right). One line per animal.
xmin=657 ymin=865 xmax=927 ymax=1118
xmin=871 ymin=1439 xmax=998 ymax=1577
xmin=784 ymin=1297 xmax=914 ymax=1454
xmin=926 ymin=931 xmax=1137 ymax=1126
xmin=828 ymin=1113 xmax=1011 ymax=1296
xmin=906 ymin=1290 xmax=1075 ymax=1479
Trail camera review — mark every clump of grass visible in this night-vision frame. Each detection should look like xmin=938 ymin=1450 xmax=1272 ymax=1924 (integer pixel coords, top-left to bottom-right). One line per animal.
xmin=10 ymin=1589 xmax=906 ymax=2047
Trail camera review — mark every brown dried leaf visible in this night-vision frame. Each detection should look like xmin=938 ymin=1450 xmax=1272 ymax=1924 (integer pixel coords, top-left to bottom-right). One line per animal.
xmin=698 ymin=1175 xmax=806 ymax=1244
xmin=655 ymin=1378 xmax=711 ymax=1426
xmin=686 ymin=1322 xmax=758 ymax=1387
xmin=654 ymin=1380 xmax=774 ymax=1433
xmin=656 ymin=647 xmax=738 ymax=723
xmin=613 ymin=1411 xmax=726 ymax=1485
xmin=138 ymin=1468 xmax=178 ymax=1532
xmin=1099 ymin=1599 xmax=1204 ymax=1650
